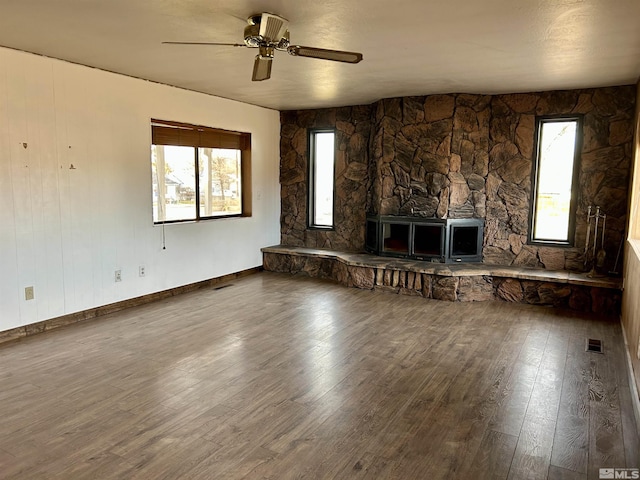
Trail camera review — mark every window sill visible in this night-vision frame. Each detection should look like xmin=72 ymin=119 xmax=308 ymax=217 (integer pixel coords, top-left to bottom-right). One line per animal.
xmin=307 ymin=226 xmax=335 ymax=231
xmin=528 ymin=240 xmax=573 ymax=248
xmin=153 ymin=214 xmax=245 ymax=226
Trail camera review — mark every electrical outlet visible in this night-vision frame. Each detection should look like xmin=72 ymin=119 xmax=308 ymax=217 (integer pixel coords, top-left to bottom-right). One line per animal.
xmin=115 ymin=270 xmax=122 ymax=282
xmin=25 ymin=286 xmax=34 ymax=301
xmin=139 ymin=266 xmax=145 ymax=277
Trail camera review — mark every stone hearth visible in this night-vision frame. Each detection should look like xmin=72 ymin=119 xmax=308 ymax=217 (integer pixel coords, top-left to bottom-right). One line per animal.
xmin=262 ymin=246 xmax=622 ymax=315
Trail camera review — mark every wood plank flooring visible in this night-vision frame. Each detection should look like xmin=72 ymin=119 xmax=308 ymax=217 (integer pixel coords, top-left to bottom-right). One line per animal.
xmin=0 ymin=271 xmax=638 ymax=479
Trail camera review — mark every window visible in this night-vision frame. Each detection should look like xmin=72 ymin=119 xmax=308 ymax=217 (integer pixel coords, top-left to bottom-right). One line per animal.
xmin=529 ymin=116 xmax=582 ymax=245
xmin=151 ymin=120 xmax=251 ymax=224
xmin=308 ymin=130 xmax=335 ymax=229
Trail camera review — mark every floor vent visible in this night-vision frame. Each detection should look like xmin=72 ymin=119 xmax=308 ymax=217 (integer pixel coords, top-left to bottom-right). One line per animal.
xmin=586 ymin=338 xmax=603 ymax=354
xmin=214 ymin=284 xmax=233 ymax=291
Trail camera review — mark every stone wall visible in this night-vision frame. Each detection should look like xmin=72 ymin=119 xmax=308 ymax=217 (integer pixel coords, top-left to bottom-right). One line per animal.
xmin=279 ymin=86 xmax=636 ymax=270
xmin=280 ymin=106 xmax=372 ymax=250
xmin=484 ymin=88 xmax=635 ymax=271
xmin=369 ymin=94 xmax=490 ymax=219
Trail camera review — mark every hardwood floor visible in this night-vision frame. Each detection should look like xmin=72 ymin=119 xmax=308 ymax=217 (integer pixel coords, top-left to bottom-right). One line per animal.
xmin=0 ymin=272 xmax=638 ymax=479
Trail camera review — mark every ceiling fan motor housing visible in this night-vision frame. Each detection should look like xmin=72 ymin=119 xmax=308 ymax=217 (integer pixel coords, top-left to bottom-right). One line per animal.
xmin=243 ymin=13 xmax=290 ymax=50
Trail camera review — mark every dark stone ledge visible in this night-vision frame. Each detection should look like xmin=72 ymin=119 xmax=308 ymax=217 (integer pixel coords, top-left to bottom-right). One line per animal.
xmin=262 ymin=245 xmax=621 ymax=315
xmin=261 ymin=245 xmax=621 ymax=290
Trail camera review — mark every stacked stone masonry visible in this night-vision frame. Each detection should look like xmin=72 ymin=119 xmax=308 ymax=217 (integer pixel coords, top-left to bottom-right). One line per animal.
xmin=262 ymin=248 xmax=621 ymax=316
xmin=280 ymin=87 xmax=636 ymax=273
xmin=280 ymin=106 xmax=373 ymax=251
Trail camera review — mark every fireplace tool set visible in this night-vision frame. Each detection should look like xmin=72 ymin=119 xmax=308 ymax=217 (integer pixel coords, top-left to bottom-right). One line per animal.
xmin=584 ymin=206 xmax=606 ymax=277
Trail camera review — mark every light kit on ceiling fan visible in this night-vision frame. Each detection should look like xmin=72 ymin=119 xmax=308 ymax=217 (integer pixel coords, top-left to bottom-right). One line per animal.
xmin=163 ymin=12 xmax=363 ymax=81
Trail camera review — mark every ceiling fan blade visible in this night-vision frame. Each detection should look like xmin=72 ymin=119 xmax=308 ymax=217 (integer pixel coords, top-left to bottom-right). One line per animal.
xmin=287 ymin=46 xmax=363 ymax=64
xmin=162 ymin=41 xmax=245 ymax=47
xmin=252 ymin=55 xmax=273 ymax=81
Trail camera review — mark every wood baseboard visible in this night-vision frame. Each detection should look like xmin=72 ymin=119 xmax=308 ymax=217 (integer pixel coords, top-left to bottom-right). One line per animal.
xmin=0 ymin=266 xmax=263 ymax=346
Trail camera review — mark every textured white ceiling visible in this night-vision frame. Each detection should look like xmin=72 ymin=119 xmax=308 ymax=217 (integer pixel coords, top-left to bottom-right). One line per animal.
xmin=0 ymin=0 xmax=638 ymax=111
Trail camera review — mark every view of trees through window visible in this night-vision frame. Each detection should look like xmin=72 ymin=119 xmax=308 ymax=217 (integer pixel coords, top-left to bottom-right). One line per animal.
xmin=199 ymin=147 xmax=242 ymax=218
xmin=152 ymin=145 xmax=241 ymax=223
xmin=531 ymin=118 xmax=580 ymax=243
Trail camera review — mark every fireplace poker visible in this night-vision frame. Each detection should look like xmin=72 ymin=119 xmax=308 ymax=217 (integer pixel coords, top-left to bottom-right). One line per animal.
xmin=592 ymin=207 xmax=600 ymax=262
xmin=596 ymin=213 xmax=606 ymax=270
xmin=584 ymin=206 xmax=592 ymax=268
xmin=586 ymin=206 xmax=607 ymax=278
xmin=610 ymin=233 xmax=624 ymax=276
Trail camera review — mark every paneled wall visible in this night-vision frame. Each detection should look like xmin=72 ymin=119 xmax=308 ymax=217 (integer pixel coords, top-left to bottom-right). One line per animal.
xmin=622 ymin=80 xmax=640 ymax=397
xmin=0 ymin=47 xmax=281 ymax=333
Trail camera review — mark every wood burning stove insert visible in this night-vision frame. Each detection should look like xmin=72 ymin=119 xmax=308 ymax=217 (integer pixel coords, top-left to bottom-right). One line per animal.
xmin=365 ymin=216 xmax=484 ymax=263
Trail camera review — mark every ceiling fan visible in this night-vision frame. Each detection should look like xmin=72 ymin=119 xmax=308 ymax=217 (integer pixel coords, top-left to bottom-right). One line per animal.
xmin=163 ymin=12 xmax=363 ymax=81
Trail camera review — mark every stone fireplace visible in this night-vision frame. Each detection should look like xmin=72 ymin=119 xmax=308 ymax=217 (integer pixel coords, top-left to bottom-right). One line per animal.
xmin=279 ymin=86 xmax=636 ymax=273
xmin=366 ymin=215 xmax=483 ymax=263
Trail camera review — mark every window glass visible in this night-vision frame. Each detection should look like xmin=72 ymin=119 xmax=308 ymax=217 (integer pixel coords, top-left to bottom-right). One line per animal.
xmin=530 ymin=118 xmax=580 ymax=244
xmin=198 ymin=148 xmax=242 ymax=217
xmin=152 ymin=145 xmax=196 ymax=223
xmin=150 ymin=120 xmax=250 ymax=224
xmin=310 ymin=131 xmax=335 ymax=228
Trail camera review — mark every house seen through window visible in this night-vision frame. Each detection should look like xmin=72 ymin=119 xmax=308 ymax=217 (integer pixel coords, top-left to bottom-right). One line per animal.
xmin=529 ymin=116 xmax=582 ymax=245
xmin=151 ymin=120 xmax=251 ymax=224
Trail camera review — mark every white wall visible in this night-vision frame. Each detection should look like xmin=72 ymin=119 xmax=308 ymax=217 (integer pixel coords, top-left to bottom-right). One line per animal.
xmin=0 ymin=47 xmax=281 ymax=332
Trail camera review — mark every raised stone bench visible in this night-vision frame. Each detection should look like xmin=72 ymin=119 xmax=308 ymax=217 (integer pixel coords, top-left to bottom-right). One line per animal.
xmin=261 ymin=245 xmax=622 ymax=316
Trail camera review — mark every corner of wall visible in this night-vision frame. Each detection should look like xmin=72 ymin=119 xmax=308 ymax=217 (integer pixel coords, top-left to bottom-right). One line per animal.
xmin=620 ymin=79 xmax=640 ymax=427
